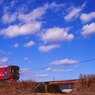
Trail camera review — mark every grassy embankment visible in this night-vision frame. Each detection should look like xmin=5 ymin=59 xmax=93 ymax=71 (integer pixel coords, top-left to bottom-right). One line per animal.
xmin=0 ymin=74 xmax=95 ymax=95
xmin=0 ymin=80 xmax=64 ymax=95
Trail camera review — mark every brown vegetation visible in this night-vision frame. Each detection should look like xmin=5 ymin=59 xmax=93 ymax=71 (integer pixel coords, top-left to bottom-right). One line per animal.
xmin=0 ymin=80 xmax=36 ymax=95
xmin=71 ymin=74 xmax=95 ymax=95
xmin=0 ymin=80 xmax=64 ymax=95
xmin=0 ymin=74 xmax=95 ymax=95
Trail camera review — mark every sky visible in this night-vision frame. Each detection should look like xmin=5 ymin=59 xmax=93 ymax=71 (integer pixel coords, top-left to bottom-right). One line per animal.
xmin=0 ymin=0 xmax=95 ymax=82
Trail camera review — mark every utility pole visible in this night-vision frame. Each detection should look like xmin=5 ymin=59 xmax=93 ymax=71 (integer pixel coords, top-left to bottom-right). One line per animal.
xmin=44 ymin=83 xmax=48 ymax=93
xmin=53 ymin=76 xmax=55 ymax=81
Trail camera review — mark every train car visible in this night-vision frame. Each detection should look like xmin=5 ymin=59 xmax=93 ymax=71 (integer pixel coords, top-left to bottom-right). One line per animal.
xmin=0 ymin=65 xmax=19 ymax=81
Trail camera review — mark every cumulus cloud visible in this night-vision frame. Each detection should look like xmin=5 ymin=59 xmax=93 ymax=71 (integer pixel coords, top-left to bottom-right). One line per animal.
xmin=49 ymin=2 xmax=65 ymax=9
xmin=80 ymin=12 xmax=95 ymax=22
xmin=12 ymin=43 xmax=19 ymax=48
xmin=81 ymin=22 xmax=95 ymax=37
xmin=64 ymin=3 xmax=85 ymax=21
xmin=39 ymin=44 xmax=60 ymax=52
xmin=24 ymin=41 xmax=35 ymax=48
xmin=46 ymin=67 xmax=73 ymax=72
xmin=51 ymin=58 xmax=79 ymax=66
xmin=18 ymin=2 xmax=65 ymax=23
xmin=64 ymin=8 xmax=81 ymax=21
xmin=2 ymin=2 xmax=38 ymax=23
xmin=18 ymin=4 xmax=48 ymax=23
xmin=1 ymin=4 xmax=45 ymax=37
xmin=2 ymin=13 xmax=17 ymax=24
xmin=41 ymin=27 xmax=74 ymax=43
xmin=1 ymin=2 xmax=65 ymax=38
xmin=0 ymin=21 xmax=41 ymax=38
xmin=0 ymin=57 xmax=9 ymax=64
xmin=22 ymin=2 xmax=64 ymax=22
xmin=2 ymin=2 xmax=64 ymax=24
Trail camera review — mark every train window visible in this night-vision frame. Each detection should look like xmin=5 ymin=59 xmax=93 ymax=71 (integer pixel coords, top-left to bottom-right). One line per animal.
xmin=59 ymin=84 xmax=74 ymax=89
xmin=4 ymin=68 xmax=7 ymax=80
xmin=11 ymin=69 xmax=19 ymax=73
xmin=12 ymin=69 xmax=14 ymax=73
xmin=16 ymin=69 xmax=19 ymax=73
xmin=4 ymin=68 xmax=7 ymax=72
xmin=10 ymin=67 xmax=12 ymax=73
xmin=10 ymin=67 xmax=15 ymax=73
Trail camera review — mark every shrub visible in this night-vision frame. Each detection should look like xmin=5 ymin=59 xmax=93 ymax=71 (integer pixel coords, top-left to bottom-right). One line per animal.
xmin=71 ymin=74 xmax=95 ymax=95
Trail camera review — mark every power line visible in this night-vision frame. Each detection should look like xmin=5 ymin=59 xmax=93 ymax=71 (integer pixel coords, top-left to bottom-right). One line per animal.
xmin=79 ymin=58 xmax=95 ymax=64
xmin=20 ymin=67 xmax=48 ymax=72
xmin=20 ymin=58 xmax=95 ymax=72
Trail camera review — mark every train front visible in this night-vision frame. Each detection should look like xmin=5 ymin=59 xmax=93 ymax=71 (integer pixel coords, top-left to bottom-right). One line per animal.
xmin=10 ymin=66 xmax=20 ymax=80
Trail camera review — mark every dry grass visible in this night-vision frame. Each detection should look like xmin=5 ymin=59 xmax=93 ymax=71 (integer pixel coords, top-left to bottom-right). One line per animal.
xmin=0 ymin=74 xmax=95 ymax=95
xmin=0 ymin=80 xmax=64 ymax=95
xmin=71 ymin=74 xmax=95 ymax=95
xmin=0 ymin=80 xmax=36 ymax=95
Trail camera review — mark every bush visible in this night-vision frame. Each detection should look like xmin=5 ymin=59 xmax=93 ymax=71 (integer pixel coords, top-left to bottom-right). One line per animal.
xmin=71 ymin=74 xmax=95 ymax=95
xmin=0 ymin=80 xmax=64 ymax=95
xmin=0 ymin=80 xmax=37 ymax=95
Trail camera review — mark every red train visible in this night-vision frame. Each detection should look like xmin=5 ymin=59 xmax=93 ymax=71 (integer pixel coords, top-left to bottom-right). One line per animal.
xmin=0 ymin=65 xmax=19 ymax=80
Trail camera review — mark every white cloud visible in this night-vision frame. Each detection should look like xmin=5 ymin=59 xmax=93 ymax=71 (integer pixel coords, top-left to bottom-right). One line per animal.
xmin=64 ymin=7 xmax=82 ymax=21
xmin=81 ymin=22 xmax=95 ymax=37
xmin=49 ymin=2 xmax=65 ymax=9
xmin=14 ymin=2 xmax=64 ymax=23
xmin=64 ymin=3 xmax=85 ymax=21
xmin=1 ymin=4 xmax=45 ymax=37
xmin=24 ymin=41 xmax=35 ymax=48
xmin=39 ymin=44 xmax=60 ymax=52
xmin=67 ymin=34 xmax=74 ymax=41
xmin=0 ymin=57 xmax=9 ymax=64
xmin=0 ymin=21 xmax=41 ymax=38
xmin=20 ymin=68 xmax=30 ymax=75
xmin=41 ymin=27 xmax=74 ymax=43
xmin=2 ymin=13 xmax=17 ymax=23
xmin=24 ymin=57 xmax=29 ymax=61
xmin=51 ymin=58 xmax=79 ymax=66
xmin=18 ymin=4 xmax=48 ymax=23
xmin=31 ymin=74 xmax=49 ymax=78
xmin=1 ymin=2 xmax=65 ymax=38
xmin=46 ymin=67 xmax=73 ymax=72
xmin=24 ymin=57 xmax=32 ymax=63
xmin=2 ymin=2 xmax=64 ymax=24
xmin=12 ymin=43 xmax=19 ymax=48
xmin=80 ymin=12 xmax=95 ymax=22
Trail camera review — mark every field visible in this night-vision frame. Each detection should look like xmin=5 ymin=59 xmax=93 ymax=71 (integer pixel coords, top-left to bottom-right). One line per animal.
xmin=0 ymin=74 xmax=95 ymax=95
xmin=0 ymin=80 xmax=65 ymax=95
xmin=71 ymin=74 xmax=95 ymax=95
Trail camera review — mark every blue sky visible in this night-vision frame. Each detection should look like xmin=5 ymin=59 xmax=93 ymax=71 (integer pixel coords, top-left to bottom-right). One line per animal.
xmin=0 ymin=0 xmax=95 ymax=82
